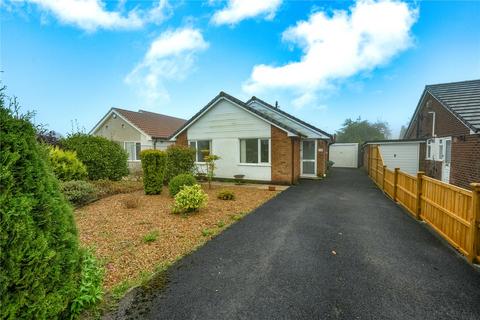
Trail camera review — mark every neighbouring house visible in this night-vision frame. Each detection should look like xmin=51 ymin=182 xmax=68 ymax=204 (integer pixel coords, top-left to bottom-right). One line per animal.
xmin=90 ymin=108 xmax=186 ymax=170
xmin=366 ymin=79 xmax=480 ymax=189
xmin=170 ymin=92 xmax=332 ymax=184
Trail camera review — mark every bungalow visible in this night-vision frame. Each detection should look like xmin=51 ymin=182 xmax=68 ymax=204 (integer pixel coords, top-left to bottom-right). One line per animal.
xmin=170 ymin=92 xmax=332 ymax=184
xmin=90 ymin=108 xmax=186 ymax=169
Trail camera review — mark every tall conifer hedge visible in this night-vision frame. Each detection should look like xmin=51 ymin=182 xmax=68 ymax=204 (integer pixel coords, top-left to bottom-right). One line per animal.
xmin=0 ymin=91 xmax=82 ymax=318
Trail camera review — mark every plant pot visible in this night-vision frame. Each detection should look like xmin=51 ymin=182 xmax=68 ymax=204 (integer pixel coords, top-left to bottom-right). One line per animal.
xmin=234 ymin=174 xmax=245 ymax=185
xmin=268 ymin=186 xmax=276 ymax=191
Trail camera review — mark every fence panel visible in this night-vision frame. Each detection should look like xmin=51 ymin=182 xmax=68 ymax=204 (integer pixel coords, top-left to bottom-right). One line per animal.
xmin=420 ymin=176 xmax=473 ymax=256
xmin=384 ymin=168 xmax=395 ymax=199
xmin=396 ymin=171 xmax=418 ymax=216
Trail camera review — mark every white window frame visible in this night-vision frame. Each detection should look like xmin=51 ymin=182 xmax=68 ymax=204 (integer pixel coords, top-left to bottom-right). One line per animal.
xmin=426 ymin=139 xmax=433 ymax=160
xmin=189 ymin=140 xmax=212 ymax=163
xmin=124 ymin=141 xmax=141 ymax=161
xmin=438 ymin=138 xmax=444 ymax=160
xmin=239 ymin=138 xmax=271 ymax=165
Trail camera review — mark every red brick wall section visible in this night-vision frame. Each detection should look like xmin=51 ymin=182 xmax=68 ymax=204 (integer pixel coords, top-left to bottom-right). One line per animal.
xmin=292 ymin=138 xmax=300 ymax=184
xmin=405 ymin=92 xmax=470 ymax=139
xmin=175 ymin=131 xmax=188 ymax=146
xmin=317 ymin=140 xmax=328 ymax=176
xmin=271 ymin=126 xmax=294 ymax=184
xmin=450 ymin=134 xmax=480 ymax=189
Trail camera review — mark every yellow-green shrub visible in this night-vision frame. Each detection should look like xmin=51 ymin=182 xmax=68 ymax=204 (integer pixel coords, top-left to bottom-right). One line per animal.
xmin=172 ymin=184 xmax=208 ymax=214
xmin=49 ymin=146 xmax=87 ymax=181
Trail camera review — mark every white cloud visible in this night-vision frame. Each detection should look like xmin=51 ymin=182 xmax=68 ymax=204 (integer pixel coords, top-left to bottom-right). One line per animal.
xmin=21 ymin=0 xmax=170 ymax=31
xmin=243 ymin=0 xmax=418 ymax=107
xmin=125 ymin=27 xmax=208 ymax=104
xmin=211 ymin=0 xmax=282 ymax=25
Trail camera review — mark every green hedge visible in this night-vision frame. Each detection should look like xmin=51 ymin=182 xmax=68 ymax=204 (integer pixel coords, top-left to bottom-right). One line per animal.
xmin=140 ymin=150 xmax=167 ymax=195
xmin=61 ymin=180 xmax=98 ymax=207
xmin=168 ymin=173 xmax=197 ymax=197
xmin=61 ymin=134 xmax=128 ymax=181
xmin=0 ymin=97 xmax=82 ymax=318
xmin=165 ymin=145 xmax=196 ymax=183
xmin=49 ymin=146 xmax=87 ymax=181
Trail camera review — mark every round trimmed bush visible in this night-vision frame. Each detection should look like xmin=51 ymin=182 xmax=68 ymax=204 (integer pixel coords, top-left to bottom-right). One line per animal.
xmin=172 ymin=184 xmax=208 ymax=214
xmin=0 ymin=95 xmax=82 ymax=318
xmin=168 ymin=173 xmax=197 ymax=197
xmin=165 ymin=145 xmax=196 ymax=182
xmin=49 ymin=146 xmax=87 ymax=181
xmin=61 ymin=133 xmax=128 ymax=181
xmin=217 ymin=190 xmax=235 ymax=200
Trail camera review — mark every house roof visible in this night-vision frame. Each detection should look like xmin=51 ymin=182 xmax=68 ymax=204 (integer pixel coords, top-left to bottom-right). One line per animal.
xmin=246 ymin=96 xmax=332 ymax=139
xmin=362 ymin=138 xmax=426 ymax=147
xmin=405 ymin=79 xmax=480 ymax=137
xmin=101 ymin=108 xmax=186 ymax=139
xmin=170 ymin=91 xmax=311 ymax=139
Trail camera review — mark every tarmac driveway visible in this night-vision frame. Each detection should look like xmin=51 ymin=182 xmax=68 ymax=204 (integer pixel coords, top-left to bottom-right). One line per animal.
xmin=113 ymin=168 xmax=480 ymax=320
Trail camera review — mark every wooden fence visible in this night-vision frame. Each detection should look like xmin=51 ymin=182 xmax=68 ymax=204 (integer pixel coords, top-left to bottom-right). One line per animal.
xmin=365 ymin=145 xmax=480 ymax=263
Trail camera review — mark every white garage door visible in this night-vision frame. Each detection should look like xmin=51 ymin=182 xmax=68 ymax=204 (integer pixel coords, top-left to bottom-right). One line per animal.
xmin=329 ymin=143 xmax=359 ymax=168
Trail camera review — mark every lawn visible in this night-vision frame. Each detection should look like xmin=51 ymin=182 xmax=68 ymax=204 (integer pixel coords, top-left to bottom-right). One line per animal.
xmin=74 ymin=184 xmax=281 ymax=293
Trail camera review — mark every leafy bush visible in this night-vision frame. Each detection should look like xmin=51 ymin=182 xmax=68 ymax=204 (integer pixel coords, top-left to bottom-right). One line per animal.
xmin=168 ymin=173 xmax=197 ymax=197
xmin=172 ymin=184 xmax=208 ymax=214
xmin=70 ymin=249 xmax=104 ymax=318
xmin=165 ymin=145 xmax=196 ymax=182
xmin=0 ymin=90 xmax=82 ymax=319
xmin=61 ymin=180 xmax=98 ymax=207
xmin=49 ymin=146 xmax=87 ymax=181
xmin=62 ymin=133 xmax=128 ymax=181
xmin=217 ymin=190 xmax=235 ymax=200
xmin=140 ymin=150 xmax=167 ymax=195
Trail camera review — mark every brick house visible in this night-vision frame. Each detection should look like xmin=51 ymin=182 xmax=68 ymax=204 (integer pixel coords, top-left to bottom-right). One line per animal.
xmin=91 ymin=108 xmax=186 ymax=170
xmin=403 ymin=79 xmax=480 ymax=189
xmin=170 ymin=91 xmax=332 ymax=184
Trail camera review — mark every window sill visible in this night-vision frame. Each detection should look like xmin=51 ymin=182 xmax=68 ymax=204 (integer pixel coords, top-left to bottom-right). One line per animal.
xmin=128 ymin=160 xmax=141 ymax=162
xmin=238 ymin=163 xmax=271 ymax=167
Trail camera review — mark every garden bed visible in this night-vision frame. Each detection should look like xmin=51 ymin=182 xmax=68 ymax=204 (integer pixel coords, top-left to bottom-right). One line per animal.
xmin=74 ymin=184 xmax=280 ymax=293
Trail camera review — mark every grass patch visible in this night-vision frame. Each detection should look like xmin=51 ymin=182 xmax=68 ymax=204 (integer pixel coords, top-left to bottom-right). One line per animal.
xmin=142 ymin=230 xmax=159 ymax=243
xmin=201 ymin=228 xmax=214 ymax=237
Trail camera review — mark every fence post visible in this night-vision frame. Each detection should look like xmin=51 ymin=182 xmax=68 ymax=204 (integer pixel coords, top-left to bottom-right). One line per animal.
xmin=393 ymin=168 xmax=399 ymax=202
xmin=375 ymin=147 xmax=379 ymax=183
xmin=467 ymin=183 xmax=480 ymax=263
xmin=382 ymin=165 xmax=386 ymax=191
xmin=415 ymin=171 xmax=424 ymax=220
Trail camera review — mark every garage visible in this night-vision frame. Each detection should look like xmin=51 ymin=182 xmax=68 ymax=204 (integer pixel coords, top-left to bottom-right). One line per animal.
xmin=329 ymin=143 xmax=359 ymax=168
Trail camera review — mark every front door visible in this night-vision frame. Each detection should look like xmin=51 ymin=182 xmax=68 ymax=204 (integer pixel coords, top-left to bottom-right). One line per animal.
xmin=301 ymin=140 xmax=316 ymax=177
xmin=442 ymin=138 xmax=452 ymax=183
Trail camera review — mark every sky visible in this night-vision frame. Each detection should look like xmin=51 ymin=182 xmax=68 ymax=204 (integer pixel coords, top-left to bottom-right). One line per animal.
xmin=1 ymin=0 xmax=479 ymax=137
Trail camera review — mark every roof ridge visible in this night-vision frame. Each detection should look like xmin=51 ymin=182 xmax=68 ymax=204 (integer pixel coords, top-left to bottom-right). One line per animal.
xmin=246 ymin=96 xmax=332 ymax=138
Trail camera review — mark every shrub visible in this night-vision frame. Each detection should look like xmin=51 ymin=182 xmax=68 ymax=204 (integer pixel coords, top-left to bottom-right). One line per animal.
xmin=168 ymin=173 xmax=197 ymax=197
xmin=217 ymin=190 xmax=235 ymax=200
xmin=121 ymin=195 xmax=140 ymax=209
xmin=165 ymin=145 xmax=195 ymax=182
xmin=140 ymin=150 xmax=167 ymax=195
xmin=172 ymin=184 xmax=208 ymax=214
xmin=61 ymin=180 xmax=98 ymax=207
xmin=49 ymin=146 xmax=87 ymax=181
xmin=62 ymin=133 xmax=128 ymax=181
xmin=0 ymin=91 xmax=82 ymax=318
xmin=70 ymin=249 xmax=104 ymax=318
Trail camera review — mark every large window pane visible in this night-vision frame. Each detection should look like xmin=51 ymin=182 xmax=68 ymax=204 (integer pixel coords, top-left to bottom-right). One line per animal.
xmin=125 ymin=142 xmax=135 ymax=161
xmin=302 ymin=141 xmax=315 ymax=160
xmin=195 ymin=140 xmax=210 ymax=162
xmin=135 ymin=143 xmax=141 ymax=160
xmin=260 ymin=139 xmax=269 ymax=163
xmin=240 ymin=139 xmax=258 ymax=163
xmin=302 ymin=161 xmax=315 ymax=174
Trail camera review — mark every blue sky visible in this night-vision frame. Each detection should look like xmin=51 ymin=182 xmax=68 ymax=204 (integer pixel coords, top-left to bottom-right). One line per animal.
xmin=1 ymin=0 xmax=479 ymax=137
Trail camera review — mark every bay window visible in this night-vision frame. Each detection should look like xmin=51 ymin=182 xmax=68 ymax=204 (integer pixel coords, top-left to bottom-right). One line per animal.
xmin=190 ymin=140 xmax=211 ymax=162
xmin=124 ymin=142 xmax=141 ymax=161
xmin=240 ymin=138 xmax=270 ymax=164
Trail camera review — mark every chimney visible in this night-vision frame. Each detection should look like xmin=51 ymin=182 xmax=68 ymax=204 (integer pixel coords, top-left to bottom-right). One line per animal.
xmin=275 ymin=101 xmax=279 ymax=109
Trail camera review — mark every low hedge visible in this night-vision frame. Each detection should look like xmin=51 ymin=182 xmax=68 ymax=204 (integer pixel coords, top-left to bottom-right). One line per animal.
xmin=140 ymin=150 xmax=167 ymax=195
xmin=168 ymin=173 xmax=197 ymax=197
xmin=165 ymin=145 xmax=196 ymax=183
xmin=61 ymin=180 xmax=98 ymax=207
